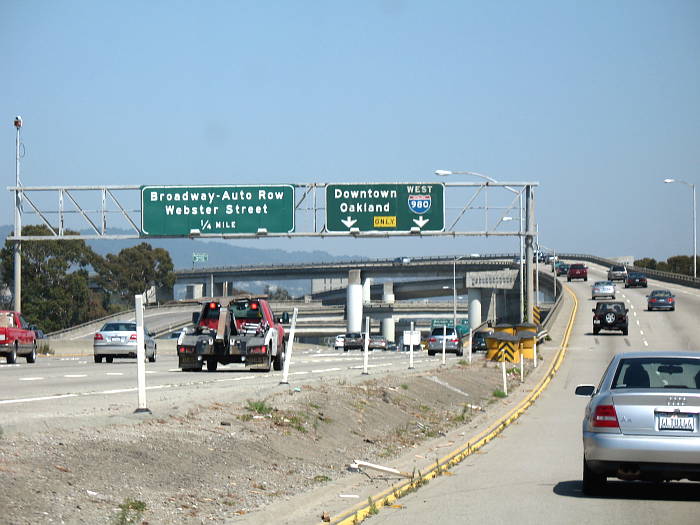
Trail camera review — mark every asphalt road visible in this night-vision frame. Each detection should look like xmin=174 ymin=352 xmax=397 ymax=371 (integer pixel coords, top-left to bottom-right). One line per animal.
xmin=0 ymin=341 xmax=467 ymax=435
xmin=369 ymin=262 xmax=700 ymax=525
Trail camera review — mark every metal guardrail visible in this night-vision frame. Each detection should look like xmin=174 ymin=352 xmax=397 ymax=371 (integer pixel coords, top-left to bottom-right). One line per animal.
xmin=559 ymin=253 xmax=700 ymax=289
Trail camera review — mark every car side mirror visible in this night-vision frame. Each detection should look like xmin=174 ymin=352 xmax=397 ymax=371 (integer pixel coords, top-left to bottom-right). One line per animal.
xmin=625 ymin=309 xmax=629 ymax=313
xmin=192 ymin=312 xmax=200 ymax=324
xmin=280 ymin=312 xmax=290 ymax=324
xmin=591 ymin=308 xmax=596 ymax=313
xmin=148 ymin=330 xmax=155 ymax=337
xmin=575 ymin=384 xmax=596 ymax=396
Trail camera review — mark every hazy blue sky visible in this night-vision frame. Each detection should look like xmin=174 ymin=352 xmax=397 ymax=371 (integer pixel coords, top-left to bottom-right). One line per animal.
xmin=2 ymin=0 xmax=699 ymax=261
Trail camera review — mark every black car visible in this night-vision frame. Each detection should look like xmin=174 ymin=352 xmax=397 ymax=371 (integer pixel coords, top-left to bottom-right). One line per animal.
xmin=625 ymin=271 xmax=647 ymax=288
xmin=471 ymin=331 xmax=491 ymax=352
xmin=592 ymin=302 xmax=628 ymax=335
xmin=647 ymin=289 xmax=675 ymax=311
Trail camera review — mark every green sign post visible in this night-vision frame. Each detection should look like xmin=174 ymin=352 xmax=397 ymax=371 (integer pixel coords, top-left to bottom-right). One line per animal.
xmin=325 ymin=183 xmax=444 ymax=233
xmin=141 ymin=185 xmax=295 ymax=236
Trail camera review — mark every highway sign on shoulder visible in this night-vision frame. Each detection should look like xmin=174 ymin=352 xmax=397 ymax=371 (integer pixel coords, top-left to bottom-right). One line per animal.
xmin=325 ymin=183 xmax=444 ymax=233
xmin=141 ymin=185 xmax=294 ymax=236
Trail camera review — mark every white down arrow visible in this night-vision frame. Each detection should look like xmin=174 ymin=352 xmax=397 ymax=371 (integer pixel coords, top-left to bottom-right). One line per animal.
xmin=413 ymin=216 xmax=430 ymax=228
xmin=341 ymin=216 xmax=357 ymax=228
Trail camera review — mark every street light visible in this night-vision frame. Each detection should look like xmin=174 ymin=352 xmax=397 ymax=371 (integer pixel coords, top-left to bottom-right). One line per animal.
xmin=663 ymin=178 xmax=696 ymax=279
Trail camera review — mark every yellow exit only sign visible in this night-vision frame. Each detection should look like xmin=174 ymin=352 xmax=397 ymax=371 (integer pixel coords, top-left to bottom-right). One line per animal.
xmin=373 ymin=216 xmax=397 ymax=227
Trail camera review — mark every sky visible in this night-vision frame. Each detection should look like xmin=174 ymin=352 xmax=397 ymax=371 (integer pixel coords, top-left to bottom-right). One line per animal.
xmin=2 ymin=0 xmax=699 ymax=262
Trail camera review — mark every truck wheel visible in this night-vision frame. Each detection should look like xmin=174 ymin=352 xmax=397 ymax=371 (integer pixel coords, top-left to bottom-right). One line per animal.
xmin=94 ymin=355 xmax=103 ymax=363
xmin=7 ymin=344 xmax=17 ymax=364
xmin=148 ymin=346 xmax=157 ymax=363
xmin=26 ymin=343 xmax=37 ymax=364
xmin=273 ymin=343 xmax=286 ymax=371
xmin=106 ymin=357 xmax=113 ymax=363
xmin=206 ymin=358 xmax=218 ymax=372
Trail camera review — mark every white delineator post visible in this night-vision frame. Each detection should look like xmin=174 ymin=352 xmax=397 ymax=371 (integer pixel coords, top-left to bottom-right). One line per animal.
xmin=280 ymin=308 xmax=298 ymax=385
xmin=409 ymin=321 xmax=415 ymax=369
xmin=362 ymin=317 xmax=370 ymax=375
xmin=441 ymin=324 xmax=446 ymax=365
xmin=501 ymin=354 xmax=508 ymax=396
xmin=533 ymin=338 xmax=538 ymax=368
xmin=134 ymin=294 xmax=150 ymax=413
xmin=468 ymin=326 xmax=473 ymax=365
xmin=520 ymin=352 xmax=524 ymax=383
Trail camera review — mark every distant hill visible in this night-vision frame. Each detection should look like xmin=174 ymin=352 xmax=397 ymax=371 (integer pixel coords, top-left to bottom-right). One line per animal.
xmin=0 ymin=225 xmax=353 ymax=270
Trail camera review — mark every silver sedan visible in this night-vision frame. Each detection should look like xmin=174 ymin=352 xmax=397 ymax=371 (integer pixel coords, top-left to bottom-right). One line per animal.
xmin=575 ymin=352 xmax=700 ymax=495
xmin=591 ymin=281 xmax=616 ymax=300
xmin=93 ymin=321 xmax=157 ymax=363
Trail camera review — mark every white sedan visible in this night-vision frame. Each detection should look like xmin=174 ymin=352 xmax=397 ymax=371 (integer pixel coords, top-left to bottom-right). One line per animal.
xmin=591 ymin=281 xmax=616 ymax=300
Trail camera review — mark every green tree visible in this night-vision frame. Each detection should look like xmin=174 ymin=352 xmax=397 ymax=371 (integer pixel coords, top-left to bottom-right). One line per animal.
xmin=95 ymin=243 xmax=175 ymax=303
xmin=634 ymin=258 xmax=657 ymax=270
xmin=665 ymin=255 xmax=694 ymax=276
xmin=0 ymin=225 xmax=99 ymax=332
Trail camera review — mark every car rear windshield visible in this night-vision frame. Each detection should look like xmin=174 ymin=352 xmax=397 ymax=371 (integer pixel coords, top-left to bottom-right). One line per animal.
xmin=570 ymin=264 xmax=585 ymax=269
xmin=612 ymin=358 xmax=700 ymax=390
xmin=231 ymin=301 xmax=263 ymax=319
xmin=596 ymin=303 xmax=625 ymax=313
xmin=628 ymin=272 xmax=645 ymax=278
xmin=611 ymin=266 xmax=625 ymax=271
xmin=102 ymin=323 xmax=136 ymax=332
xmin=650 ymin=290 xmax=671 ymax=297
xmin=431 ymin=327 xmax=456 ymax=336
xmin=594 ymin=281 xmax=609 ymax=286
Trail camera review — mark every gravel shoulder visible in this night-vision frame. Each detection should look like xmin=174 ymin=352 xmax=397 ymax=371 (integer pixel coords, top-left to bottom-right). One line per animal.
xmin=0 ymin=295 xmax=573 ymax=525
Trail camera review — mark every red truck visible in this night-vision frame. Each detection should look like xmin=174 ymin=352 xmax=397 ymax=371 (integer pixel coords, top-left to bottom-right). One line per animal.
xmin=0 ymin=310 xmax=37 ymax=364
xmin=177 ymin=297 xmax=288 ymax=372
xmin=567 ymin=263 xmax=588 ymax=282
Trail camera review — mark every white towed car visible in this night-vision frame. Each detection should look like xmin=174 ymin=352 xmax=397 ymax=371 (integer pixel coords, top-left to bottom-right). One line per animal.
xmin=93 ymin=322 xmax=157 ymax=363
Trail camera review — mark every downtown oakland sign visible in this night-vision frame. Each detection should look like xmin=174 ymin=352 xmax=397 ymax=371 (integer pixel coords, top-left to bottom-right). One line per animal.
xmin=326 ymin=183 xmax=444 ymax=232
xmin=141 ymin=185 xmax=294 ymax=236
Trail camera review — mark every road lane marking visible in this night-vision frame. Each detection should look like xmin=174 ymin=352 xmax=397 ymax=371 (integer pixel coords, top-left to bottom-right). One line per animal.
xmin=643 ymin=340 xmax=649 ymax=346
xmin=19 ymin=377 xmax=44 ymax=381
xmin=0 ymin=393 xmax=78 ymax=405
xmin=64 ymin=374 xmax=87 ymax=378
xmin=105 ymin=372 xmax=123 ymax=376
xmin=311 ymin=368 xmax=342 ymax=373
xmin=640 ymin=330 xmax=644 ymax=336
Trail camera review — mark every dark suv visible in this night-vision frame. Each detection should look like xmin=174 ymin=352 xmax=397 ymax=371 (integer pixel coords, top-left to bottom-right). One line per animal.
xmin=625 ymin=271 xmax=648 ymax=288
xmin=567 ymin=263 xmax=588 ymax=282
xmin=592 ymin=301 xmax=628 ymax=335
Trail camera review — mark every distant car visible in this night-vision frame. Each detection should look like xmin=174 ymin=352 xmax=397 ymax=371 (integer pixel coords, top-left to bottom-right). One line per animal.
xmin=575 ymin=352 xmax=700 ymax=495
xmin=556 ymin=263 xmax=570 ymax=276
xmin=427 ymin=327 xmax=463 ymax=356
xmin=394 ymin=257 xmax=411 ymax=264
xmin=334 ymin=334 xmax=345 ymax=351
xmin=625 ymin=271 xmax=647 ymax=288
xmin=592 ymin=302 xmax=628 ymax=336
xmin=567 ymin=263 xmax=588 ymax=282
xmin=369 ymin=335 xmax=388 ymax=350
xmin=471 ymin=331 xmax=491 ymax=352
xmin=591 ymin=281 xmax=616 ymax=300
xmin=30 ymin=325 xmax=47 ymax=339
xmin=386 ymin=341 xmax=398 ymax=352
xmin=93 ymin=322 xmax=157 ymax=363
xmin=647 ymin=289 xmax=675 ymax=311
xmin=343 ymin=332 xmax=364 ymax=351
xmin=607 ymin=265 xmax=628 ymax=282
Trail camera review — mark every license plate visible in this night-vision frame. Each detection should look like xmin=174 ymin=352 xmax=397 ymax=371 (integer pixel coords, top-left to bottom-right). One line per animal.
xmin=657 ymin=414 xmax=695 ymax=431
xmin=111 ymin=336 xmax=122 ymax=342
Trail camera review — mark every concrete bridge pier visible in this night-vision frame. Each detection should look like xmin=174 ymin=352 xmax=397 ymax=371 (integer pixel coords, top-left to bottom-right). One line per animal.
xmin=382 ymin=282 xmax=395 ymax=304
xmin=468 ymin=288 xmax=482 ymax=328
xmin=347 ymin=270 xmax=363 ymax=333
xmin=362 ymin=278 xmax=372 ymax=305
xmin=381 ymin=316 xmax=396 ymax=343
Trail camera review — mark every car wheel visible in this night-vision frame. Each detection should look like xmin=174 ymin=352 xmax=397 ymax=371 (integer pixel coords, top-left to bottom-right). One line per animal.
xmin=584 ymin=277 xmax=588 ymax=281
xmin=94 ymin=355 xmax=103 ymax=363
xmin=26 ymin=343 xmax=37 ymax=364
xmin=273 ymin=342 xmax=285 ymax=371
xmin=456 ymin=348 xmax=463 ymax=357
xmin=6 ymin=344 xmax=17 ymax=364
xmin=567 ymin=277 xmax=571 ymax=282
xmin=582 ymin=458 xmax=606 ymax=496
xmin=593 ymin=328 xmax=599 ymax=335
xmin=428 ymin=350 xmax=435 ymax=356
xmin=622 ymin=327 xmax=628 ymax=336
xmin=106 ymin=357 xmax=113 ymax=363
xmin=671 ymin=306 xmax=675 ymax=311
xmin=148 ymin=349 xmax=157 ymax=363
xmin=206 ymin=358 xmax=218 ymax=372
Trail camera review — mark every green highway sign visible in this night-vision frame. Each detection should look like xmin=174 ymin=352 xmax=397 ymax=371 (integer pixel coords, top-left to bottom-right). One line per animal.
xmin=141 ymin=185 xmax=294 ymax=236
xmin=192 ymin=252 xmax=208 ymax=262
xmin=325 ymin=183 xmax=444 ymax=233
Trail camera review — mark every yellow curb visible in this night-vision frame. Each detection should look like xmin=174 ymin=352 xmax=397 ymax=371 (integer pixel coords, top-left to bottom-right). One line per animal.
xmin=327 ymin=284 xmax=579 ymax=525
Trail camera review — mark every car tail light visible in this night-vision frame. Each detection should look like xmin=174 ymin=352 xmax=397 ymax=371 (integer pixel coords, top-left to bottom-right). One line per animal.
xmin=178 ymin=345 xmax=194 ymax=354
xmin=649 ymin=298 xmax=657 ymax=303
xmin=450 ymin=338 xmax=459 ymax=343
xmin=94 ymin=333 xmax=104 ymax=340
xmin=129 ymin=333 xmax=138 ymax=341
xmin=592 ymin=404 xmax=619 ymax=428
xmin=668 ymin=298 xmax=674 ymax=303
xmin=429 ymin=337 xmax=437 ymax=342
xmin=250 ymin=345 xmax=267 ymax=354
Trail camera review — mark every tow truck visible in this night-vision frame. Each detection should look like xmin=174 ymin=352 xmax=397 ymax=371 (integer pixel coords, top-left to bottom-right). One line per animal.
xmin=177 ymin=297 xmax=289 ymax=372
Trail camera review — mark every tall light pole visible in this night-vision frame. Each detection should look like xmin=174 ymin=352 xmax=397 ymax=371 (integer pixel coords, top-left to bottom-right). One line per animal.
xmin=453 ymin=255 xmax=465 ymax=328
xmin=663 ymin=178 xmax=696 ymax=279
xmin=13 ymin=116 xmax=22 ymax=312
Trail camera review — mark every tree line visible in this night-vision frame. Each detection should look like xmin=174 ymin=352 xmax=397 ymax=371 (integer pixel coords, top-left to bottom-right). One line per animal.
xmin=0 ymin=225 xmax=175 ymax=333
xmin=634 ymin=255 xmax=699 ymax=276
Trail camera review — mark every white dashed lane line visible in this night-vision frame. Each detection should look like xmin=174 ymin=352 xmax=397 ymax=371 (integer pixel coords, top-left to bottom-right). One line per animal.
xmin=105 ymin=372 xmax=123 ymax=376
xmin=18 ymin=377 xmax=44 ymax=381
xmin=64 ymin=374 xmax=87 ymax=378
